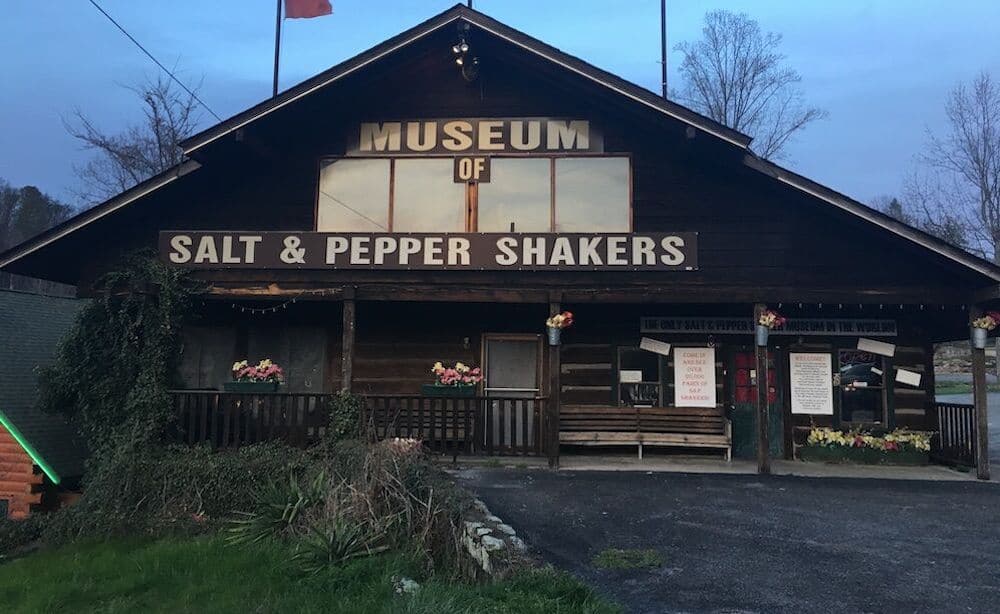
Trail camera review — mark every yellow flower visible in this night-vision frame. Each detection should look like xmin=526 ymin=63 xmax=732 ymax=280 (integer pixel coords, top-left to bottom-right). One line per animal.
xmin=431 ymin=361 xmax=444 ymax=374
xmin=455 ymin=362 xmax=469 ymax=373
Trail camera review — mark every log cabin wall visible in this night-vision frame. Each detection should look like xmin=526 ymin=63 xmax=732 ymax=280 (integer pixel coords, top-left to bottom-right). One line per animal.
xmin=0 ymin=425 xmax=43 ymax=520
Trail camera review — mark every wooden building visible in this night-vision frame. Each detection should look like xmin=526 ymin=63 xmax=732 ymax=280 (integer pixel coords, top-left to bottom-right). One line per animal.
xmin=1 ymin=5 xmax=996 ymax=476
xmin=0 ymin=290 xmax=86 ymax=519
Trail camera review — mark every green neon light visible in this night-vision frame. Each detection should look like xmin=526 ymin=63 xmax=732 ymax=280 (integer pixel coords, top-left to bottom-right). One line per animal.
xmin=0 ymin=409 xmax=61 ymax=485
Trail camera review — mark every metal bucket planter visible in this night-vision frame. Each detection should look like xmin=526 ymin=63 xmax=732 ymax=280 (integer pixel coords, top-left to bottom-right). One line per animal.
xmin=547 ymin=326 xmax=561 ymax=346
xmin=223 ymin=381 xmax=280 ymax=393
xmin=972 ymin=326 xmax=988 ymax=350
xmin=755 ymin=324 xmax=770 ymax=347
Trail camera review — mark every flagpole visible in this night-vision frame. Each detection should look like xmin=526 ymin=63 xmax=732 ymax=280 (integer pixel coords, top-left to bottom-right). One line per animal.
xmin=660 ymin=0 xmax=667 ymax=98
xmin=273 ymin=0 xmax=282 ymax=97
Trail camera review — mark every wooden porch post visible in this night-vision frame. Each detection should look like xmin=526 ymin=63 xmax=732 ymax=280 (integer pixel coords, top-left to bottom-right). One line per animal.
xmin=547 ymin=295 xmax=562 ymax=468
xmin=753 ymin=303 xmax=771 ymax=474
xmin=341 ymin=287 xmax=356 ymax=393
xmin=970 ymin=305 xmax=991 ymax=480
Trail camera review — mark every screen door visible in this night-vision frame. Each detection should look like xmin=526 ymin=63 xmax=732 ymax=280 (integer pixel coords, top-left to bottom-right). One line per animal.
xmin=483 ymin=335 xmax=541 ymax=449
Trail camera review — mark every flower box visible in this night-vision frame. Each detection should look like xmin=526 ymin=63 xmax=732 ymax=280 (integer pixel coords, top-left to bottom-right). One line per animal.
xmin=224 ymin=381 xmax=280 ymax=393
xmin=421 ymin=384 xmax=476 ymax=397
xmin=798 ymin=445 xmax=929 ymax=466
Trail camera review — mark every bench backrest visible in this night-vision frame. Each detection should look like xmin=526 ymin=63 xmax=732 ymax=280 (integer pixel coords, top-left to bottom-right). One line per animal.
xmin=560 ymin=405 xmax=638 ymax=432
xmin=560 ymin=405 xmax=728 ymax=435
xmin=637 ymin=406 xmax=727 ymax=435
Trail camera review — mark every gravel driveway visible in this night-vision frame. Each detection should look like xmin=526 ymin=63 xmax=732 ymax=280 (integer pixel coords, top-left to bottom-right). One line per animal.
xmin=458 ymin=468 xmax=1000 ymax=613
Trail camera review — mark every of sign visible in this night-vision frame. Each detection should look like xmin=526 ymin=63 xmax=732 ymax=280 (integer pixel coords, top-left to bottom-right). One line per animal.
xmin=640 ymin=317 xmax=897 ymax=337
xmin=673 ymin=347 xmax=716 ymax=408
xmin=348 ymin=118 xmax=603 ymax=156
xmin=160 ymin=231 xmax=698 ymax=271
xmin=789 ymin=353 xmax=834 ymax=415
xmin=453 ymin=156 xmax=491 ymax=183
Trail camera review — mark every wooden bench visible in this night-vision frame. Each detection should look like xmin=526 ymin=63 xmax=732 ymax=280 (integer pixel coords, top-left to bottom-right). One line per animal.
xmin=559 ymin=405 xmax=731 ymax=461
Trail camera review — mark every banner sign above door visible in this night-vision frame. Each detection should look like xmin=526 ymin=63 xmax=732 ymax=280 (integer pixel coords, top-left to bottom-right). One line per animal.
xmin=160 ymin=232 xmax=697 ymax=271
xmin=347 ymin=118 xmax=603 ymax=156
xmin=641 ymin=317 xmax=897 ymax=337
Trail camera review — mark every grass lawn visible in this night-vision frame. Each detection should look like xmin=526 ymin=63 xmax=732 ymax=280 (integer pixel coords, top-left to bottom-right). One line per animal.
xmin=0 ymin=536 xmax=618 ymax=614
xmin=934 ymin=382 xmax=1000 ymax=395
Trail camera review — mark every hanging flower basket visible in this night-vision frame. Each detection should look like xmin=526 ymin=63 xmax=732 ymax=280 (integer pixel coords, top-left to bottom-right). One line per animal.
xmin=756 ymin=308 xmax=786 ymax=347
xmin=546 ymin=311 xmax=574 ymax=346
xmin=970 ymin=312 xmax=1000 ymax=349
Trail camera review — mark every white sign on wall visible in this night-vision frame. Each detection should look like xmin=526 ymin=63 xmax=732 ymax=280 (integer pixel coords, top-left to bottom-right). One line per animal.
xmin=673 ymin=347 xmax=717 ymax=408
xmin=789 ymin=352 xmax=834 ymax=415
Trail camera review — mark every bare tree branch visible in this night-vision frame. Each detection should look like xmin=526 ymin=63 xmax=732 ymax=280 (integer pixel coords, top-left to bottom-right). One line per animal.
xmin=674 ymin=10 xmax=827 ymax=160
xmin=64 ymin=74 xmax=202 ymax=205
xmin=914 ymin=71 xmax=1000 ymax=262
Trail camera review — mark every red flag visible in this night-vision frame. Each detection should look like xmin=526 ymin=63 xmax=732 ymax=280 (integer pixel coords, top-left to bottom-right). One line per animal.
xmin=284 ymin=0 xmax=332 ymax=19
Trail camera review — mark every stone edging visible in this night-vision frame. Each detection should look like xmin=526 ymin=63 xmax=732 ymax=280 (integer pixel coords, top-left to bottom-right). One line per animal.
xmin=461 ymin=498 xmax=528 ymax=577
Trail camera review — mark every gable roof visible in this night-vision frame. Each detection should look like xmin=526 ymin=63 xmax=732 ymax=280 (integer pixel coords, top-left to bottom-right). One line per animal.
xmin=1 ymin=3 xmax=999 ymax=286
xmin=179 ymin=3 xmax=752 ymax=154
xmin=0 ymin=290 xmax=87 ymax=482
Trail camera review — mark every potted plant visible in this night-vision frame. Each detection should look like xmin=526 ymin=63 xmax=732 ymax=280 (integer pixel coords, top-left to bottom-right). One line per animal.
xmin=224 ymin=358 xmax=284 ymax=392
xmin=422 ymin=361 xmax=482 ymax=397
xmin=545 ymin=310 xmax=574 ymax=346
xmin=970 ymin=311 xmax=1000 ymax=349
xmin=798 ymin=426 xmax=931 ymax=465
xmin=756 ymin=307 xmax=786 ymax=347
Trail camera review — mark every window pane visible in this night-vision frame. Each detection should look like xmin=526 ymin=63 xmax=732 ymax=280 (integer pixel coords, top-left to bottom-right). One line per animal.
xmin=554 ymin=157 xmax=630 ymax=232
xmin=317 ymin=159 xmax=390 ymax=231
xmin=478 ymin=159 xmax=551 ymax=232
xmin=394 ymin=159 xmax=466 ymax=232
xmin=839 ymin=349 xmax=884 ymax=423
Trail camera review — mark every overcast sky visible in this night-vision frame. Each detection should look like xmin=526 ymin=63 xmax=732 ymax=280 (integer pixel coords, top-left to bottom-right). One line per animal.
xmin=2 ymin=1 xmax=999 ymax=208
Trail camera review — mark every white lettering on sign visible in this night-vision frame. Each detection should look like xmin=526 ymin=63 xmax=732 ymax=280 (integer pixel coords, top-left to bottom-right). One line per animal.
xmin=673 ymin=347 xmax=717 ymax=408
xmin=789 ymin=353 xmax=834 ymax=415
xmin=161 ymin=232 xmax=698 ymax=270
xmin=353 ymin=119 xmax=599 ymax=155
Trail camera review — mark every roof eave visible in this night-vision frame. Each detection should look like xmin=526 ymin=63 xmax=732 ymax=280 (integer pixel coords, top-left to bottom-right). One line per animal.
xmin=0 ymin=160 xmax=201 ymax=272
xmin=744 ymin=154 xmax=1000 ymax=283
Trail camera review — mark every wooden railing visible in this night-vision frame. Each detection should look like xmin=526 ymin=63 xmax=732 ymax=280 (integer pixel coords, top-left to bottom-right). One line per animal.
xmin=932 ymin=402 xmax=977 ymax=466
xmin=170 ymin=391 xmax=330 ymax=448
xmin=361 ymin=395 xmax=545 ymax=456
xmin=169 ymin=391 xmax=546 ymax=456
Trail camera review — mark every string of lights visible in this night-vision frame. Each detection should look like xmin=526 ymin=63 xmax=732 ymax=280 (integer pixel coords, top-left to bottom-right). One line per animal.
xmin=229 ymin=289 xmax=342 ymax=315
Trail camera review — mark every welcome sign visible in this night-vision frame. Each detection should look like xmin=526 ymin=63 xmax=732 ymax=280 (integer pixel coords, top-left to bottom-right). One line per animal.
xmin=159 ymin=232 xmax=698 ymax=271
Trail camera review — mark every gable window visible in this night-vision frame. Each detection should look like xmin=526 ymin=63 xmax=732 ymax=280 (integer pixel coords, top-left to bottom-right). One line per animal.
xmin=316 ymin=154 xmax=631 ymax=232
xmin=317 ymin=159 xmax=390 ymax=231
xmin=393 ymin=159 xmax=466 ymax=232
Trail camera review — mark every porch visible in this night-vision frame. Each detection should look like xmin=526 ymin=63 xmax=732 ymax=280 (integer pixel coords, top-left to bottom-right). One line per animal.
xmin=167 ymin=390 xmax=981 ymax=474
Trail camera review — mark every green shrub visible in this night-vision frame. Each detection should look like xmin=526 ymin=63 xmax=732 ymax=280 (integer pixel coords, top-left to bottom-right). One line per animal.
xmin=44 ymin=442 xmax=313 ymax=543
xmin=325 ymin=391 xmax=363 ymax=442
xmin=227 ymin=470 xmax=328 ymax=546
xmin=0 ymin=514 xmax=50 ymax=560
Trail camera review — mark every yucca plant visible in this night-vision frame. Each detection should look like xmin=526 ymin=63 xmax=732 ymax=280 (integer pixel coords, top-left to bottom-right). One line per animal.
xmin=292 ymin=517 xmax=389 ymax=575
xmin=226 ymin=471 xmax=327 ymax=546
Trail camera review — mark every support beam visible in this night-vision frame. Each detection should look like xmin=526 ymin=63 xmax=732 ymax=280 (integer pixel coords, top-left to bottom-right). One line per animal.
xmin=341 ymin=287 xmax=356 ymax=393
xmin=970 ymin=305 xmax=991 ymax=480
xmin=754 ymin=303 xmax=771 ymax=474
xmin=547 ymin=295 xmax=562 ymax=468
